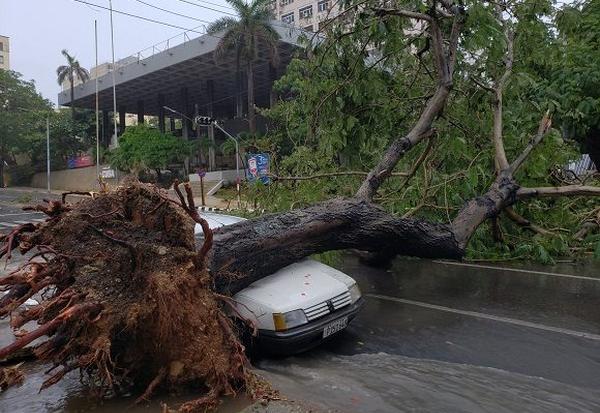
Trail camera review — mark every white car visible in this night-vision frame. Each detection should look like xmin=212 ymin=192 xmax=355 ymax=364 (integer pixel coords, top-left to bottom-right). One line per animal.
xmin=197 ymin=212 xmax=363 ymax=354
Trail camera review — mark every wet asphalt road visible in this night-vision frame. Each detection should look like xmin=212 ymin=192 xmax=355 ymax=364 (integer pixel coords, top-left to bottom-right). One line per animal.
xmin=256 ymin=256 xmax=600 ymax=412
xmin=0 ymin=188 xmax=600 ymax=412
xmin=323 ymin=256 xmax=600 ymax=388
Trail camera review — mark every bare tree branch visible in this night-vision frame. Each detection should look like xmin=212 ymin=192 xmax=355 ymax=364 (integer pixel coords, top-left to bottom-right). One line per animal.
xmin=509 ymin=111 xmax=552 ymax=173
xmin=517 ymin=185 xmax=600 ymax=199
xmin=504 ymin=207 xmax=554 ymax=236
xmin=491 ymin=26 xmax=515 ymax=171
xmin=397 ymin=133 xmax=436 ymax=192
xmin=270 ymin=171 xmax=408 ymax=182
xmin=373 ymin=8 xmax=432 ymax=22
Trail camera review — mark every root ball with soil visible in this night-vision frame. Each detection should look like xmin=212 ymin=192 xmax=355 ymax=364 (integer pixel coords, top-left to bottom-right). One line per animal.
xmin=0 ymin=181 xmax=266 ymax=411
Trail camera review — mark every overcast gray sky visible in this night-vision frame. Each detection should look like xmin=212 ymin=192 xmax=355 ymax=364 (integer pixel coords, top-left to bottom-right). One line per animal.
xmin=0 ymin=0 xmax=232 ymax=105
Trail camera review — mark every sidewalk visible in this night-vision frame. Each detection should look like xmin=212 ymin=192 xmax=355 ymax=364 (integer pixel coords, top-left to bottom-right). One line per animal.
xmin=2 ymin=186 xmax=232 ymax=211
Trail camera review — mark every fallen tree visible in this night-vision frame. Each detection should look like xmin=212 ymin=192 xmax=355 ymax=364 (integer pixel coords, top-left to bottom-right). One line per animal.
xmin=1 ymin=0 xmax=599 ymax=411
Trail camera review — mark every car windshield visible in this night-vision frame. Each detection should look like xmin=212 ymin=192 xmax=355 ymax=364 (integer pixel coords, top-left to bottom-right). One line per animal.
xmin=195 ymin=213 xmax=246 ymax=239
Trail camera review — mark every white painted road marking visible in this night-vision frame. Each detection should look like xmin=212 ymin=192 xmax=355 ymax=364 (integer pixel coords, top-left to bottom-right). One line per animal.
xmin=0 ymin=222 xmax=18 ymax=228
xmin=366 ymin=293 xmax=600 ymax=342
xmin=433 ymin=260 xmax=599 ymax=282
xmin=0 ymin=212 xmax=44 ymax=217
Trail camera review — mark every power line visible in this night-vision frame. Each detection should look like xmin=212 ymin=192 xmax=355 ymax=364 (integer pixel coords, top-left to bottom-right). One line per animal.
xmin=70 ymin=0 xmax=311 ymax=72
xmin=187 ymin=0 xmax=237 ymax=12
xmin=72 ymin=0 xmax=206 ymax=33
xmin=171 ymin=0 xmax=237 ymax=17
xmin=129 ymin=0 xmax=216 ymax=24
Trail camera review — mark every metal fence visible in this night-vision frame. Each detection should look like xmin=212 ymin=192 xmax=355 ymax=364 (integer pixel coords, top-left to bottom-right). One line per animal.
xmin=566 ymin=154 xmax=597 ymax=176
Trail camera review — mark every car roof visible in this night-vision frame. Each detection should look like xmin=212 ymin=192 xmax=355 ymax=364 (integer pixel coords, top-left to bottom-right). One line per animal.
xmin=196 ymin=211 xmax=246 ymax=232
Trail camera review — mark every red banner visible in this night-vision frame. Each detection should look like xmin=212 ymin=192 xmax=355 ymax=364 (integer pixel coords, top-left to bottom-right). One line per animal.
xmin=67 ymin=155 xmax=94 ymax=169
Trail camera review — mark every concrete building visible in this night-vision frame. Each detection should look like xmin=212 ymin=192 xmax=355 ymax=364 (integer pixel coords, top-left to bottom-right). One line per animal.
xmin=0 ymin=35 xmax=10 ymax=70
xmin=58 ymin=23 xmax=305 ymax=174
xmin=271 ymin=0 xmax=339 ymax=32
xmin=61 ymin=57 xmax=138 ymax=91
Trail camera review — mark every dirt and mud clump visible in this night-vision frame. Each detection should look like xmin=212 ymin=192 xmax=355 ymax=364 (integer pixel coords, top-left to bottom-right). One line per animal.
xmin=0 ymin=181 xmax=269 ymax=411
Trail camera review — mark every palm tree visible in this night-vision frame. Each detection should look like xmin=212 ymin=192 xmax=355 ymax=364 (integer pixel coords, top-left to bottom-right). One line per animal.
xmin=207 ymin=0 xmax=280 ymax=133
xmin=56 ymin=49 xmax=90 ymax=122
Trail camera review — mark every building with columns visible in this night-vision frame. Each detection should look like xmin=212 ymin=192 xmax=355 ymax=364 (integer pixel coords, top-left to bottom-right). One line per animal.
xmin=58 ymin=23 xmax=305 ymax=173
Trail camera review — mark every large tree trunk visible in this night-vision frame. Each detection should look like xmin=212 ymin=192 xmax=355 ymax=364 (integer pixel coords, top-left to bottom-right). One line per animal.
xmin=210 ymin=197 xmax=464 ymax=294
xmin=70 ymin=76 xmax=75 ymax=124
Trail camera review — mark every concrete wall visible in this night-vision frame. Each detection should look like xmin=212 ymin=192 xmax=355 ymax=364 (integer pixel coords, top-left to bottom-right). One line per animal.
xmin=30 ymin=166 xmax=123 ymax=192
xmin=188 ymin=169 xmax=242 ymax=185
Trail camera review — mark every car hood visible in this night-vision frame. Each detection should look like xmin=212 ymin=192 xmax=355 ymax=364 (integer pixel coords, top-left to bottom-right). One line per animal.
xmin=234 ymin=259 xmax=352 ymax=314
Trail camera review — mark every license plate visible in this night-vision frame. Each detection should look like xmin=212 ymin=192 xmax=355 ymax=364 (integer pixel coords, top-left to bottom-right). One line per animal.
xmin=323 ymin=316 xmax=348 ymax=338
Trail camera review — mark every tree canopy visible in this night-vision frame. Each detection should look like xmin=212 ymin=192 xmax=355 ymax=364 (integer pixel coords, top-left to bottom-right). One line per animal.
xmin=258 ymin=0 xmax=600 ymax=262
xmin=207 ymin=0 xmax=280 ymax=132
xmin=109 ymin=124 xmax=192 ymax=175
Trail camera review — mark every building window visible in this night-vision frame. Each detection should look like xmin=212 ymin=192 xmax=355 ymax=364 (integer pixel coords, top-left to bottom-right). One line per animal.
xmin=303 ymin=25 xmax=313 ymax=32
xmin=318 ymin=0 xmax=329 ymax=12
xmin=280 ymin=0 xmax=293 ymax=6
xmin=0 ymin=56 xmax=4 ymax=64
xmin=0 ymin=42 xmax=3 ymax=52
xmin=299 ymin=5 xmax=313 ymax=19
xmin=282 ymin=12 xmax=294 ymax=24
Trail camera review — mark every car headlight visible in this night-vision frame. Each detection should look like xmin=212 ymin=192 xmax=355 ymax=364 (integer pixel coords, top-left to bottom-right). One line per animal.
xmin=349 ymin=283 xmax=361 ymax=303
xmin=272 ymin=309 xmax=308 ymax=331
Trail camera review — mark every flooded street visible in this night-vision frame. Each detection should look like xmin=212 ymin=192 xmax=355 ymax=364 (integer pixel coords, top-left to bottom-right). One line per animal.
xmin=2 ymin=253 xmax=600 ymax=412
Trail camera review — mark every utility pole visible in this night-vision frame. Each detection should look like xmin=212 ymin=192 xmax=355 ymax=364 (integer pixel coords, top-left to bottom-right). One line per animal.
xmin=46 ymin=115 xmax=50 ymax=193
xmin=95 ymin=20 xmax=100 ymax=178
xmin=109 ymin=0 xmax=118 ymax=148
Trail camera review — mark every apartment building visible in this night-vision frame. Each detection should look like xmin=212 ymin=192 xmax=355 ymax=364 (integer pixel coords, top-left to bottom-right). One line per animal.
xmin=271 ymin=0 xmax=339 ymax=32
xmin=0 ymin=35 xmax=10 ymax=70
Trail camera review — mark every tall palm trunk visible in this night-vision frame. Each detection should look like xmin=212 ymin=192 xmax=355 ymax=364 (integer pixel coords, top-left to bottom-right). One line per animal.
xmin=69 ymin=75 xmax=76 ymax=123
xmin=247 ymin=60 xmax=256 ymax=133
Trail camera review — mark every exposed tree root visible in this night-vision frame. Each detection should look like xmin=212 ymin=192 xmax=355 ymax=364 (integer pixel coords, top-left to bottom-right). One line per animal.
xmin=0 ymin=364 xmax=25 ymax=391
xmin=0 ymin=181 xmax=266 ymax=411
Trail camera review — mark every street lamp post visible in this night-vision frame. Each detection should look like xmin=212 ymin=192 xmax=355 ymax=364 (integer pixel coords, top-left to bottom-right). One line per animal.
xmin=210 ymin=122 xmax=241 ymax=209
xmin=109 ymin=0 xmax=118 ymax=148
xmin=163 ymin=107 xmax=243 ymax=209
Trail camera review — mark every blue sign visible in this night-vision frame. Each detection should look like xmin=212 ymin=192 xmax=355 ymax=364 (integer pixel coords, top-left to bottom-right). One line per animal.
xmin=246 ymin=153 xmax=270 ymax=184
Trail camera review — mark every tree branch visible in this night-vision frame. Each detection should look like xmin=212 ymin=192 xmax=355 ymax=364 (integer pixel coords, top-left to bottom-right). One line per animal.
xmin=356 ymin=7 xmax=464 ymax=201
xmin=270 ymin=171 xmax=408 ymax=182
xmin=491 ymin=26 xmax=515 ymax=171
xmin=509 ymin=111 xmax=552 ymax=173
xmin=470 ymin=77 xmax=495 ymax=93
xmin=372 ymin=8 xmax=432 ymax=22
xmin=517 ymin=185 xmax=600 ymax=199
xmin=504 ymin=207 xmax=553 ymax=236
